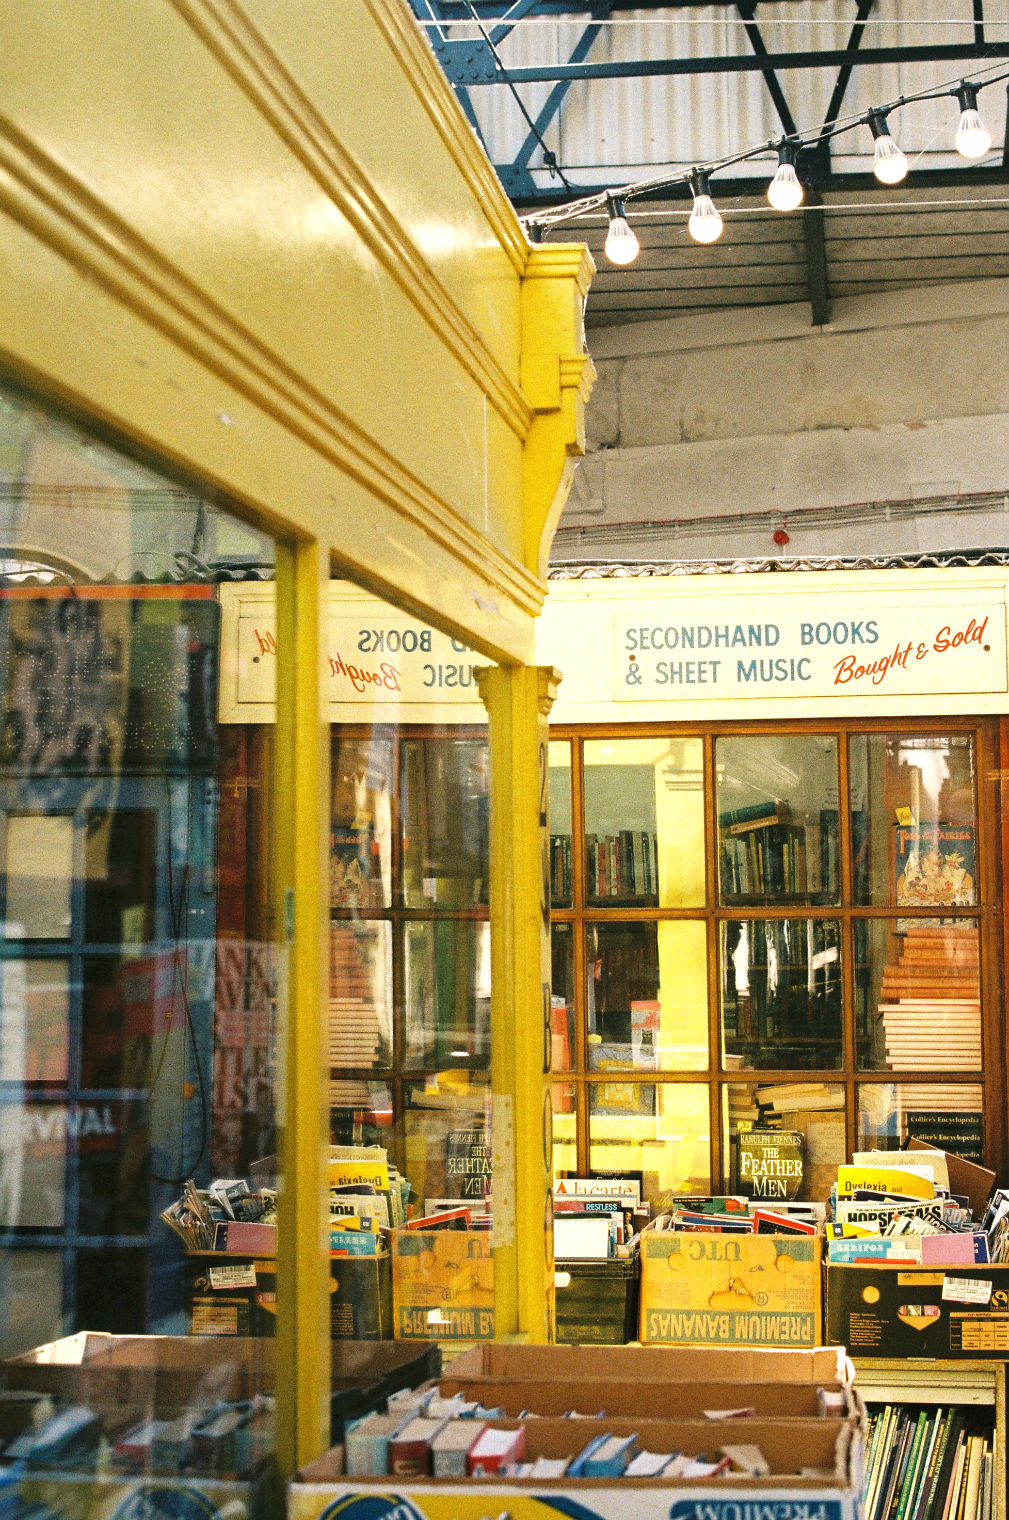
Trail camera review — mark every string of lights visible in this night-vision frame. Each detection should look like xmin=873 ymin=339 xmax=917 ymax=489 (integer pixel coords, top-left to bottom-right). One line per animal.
xmin=517 ymin=61 xmax=1008 ymax=257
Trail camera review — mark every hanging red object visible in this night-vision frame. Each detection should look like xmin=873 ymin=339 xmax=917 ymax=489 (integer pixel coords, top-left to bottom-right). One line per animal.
xmin=773 ymin=527 xmax=790 ymax=546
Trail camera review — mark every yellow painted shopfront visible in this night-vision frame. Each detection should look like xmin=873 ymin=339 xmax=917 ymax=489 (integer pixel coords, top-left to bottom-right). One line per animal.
xmin=0 ymin=0 xmax=593 ymax=1505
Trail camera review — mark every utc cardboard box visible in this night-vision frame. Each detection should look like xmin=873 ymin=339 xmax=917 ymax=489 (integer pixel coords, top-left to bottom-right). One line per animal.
xmin=825 ymin=1262 xmax=1009 ymax=1358
xmin=639 ymin=1230 xmax=822 ymax=1347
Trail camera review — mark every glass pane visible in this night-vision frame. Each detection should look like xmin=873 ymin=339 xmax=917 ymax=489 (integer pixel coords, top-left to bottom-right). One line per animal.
xmin=0 ymin=1249 xmax=64 ymax=1357
xmin=858 ymin=1081 xmax=984 ymax=1162
xmin=331 ymin=734 xmax=393 ymax=909
xmin=551 ymin=922 xmax=575 ymax=1072
xmin=548 ymin=740 xmax=572 ymax=907
xmin=720 ymin=918 xmax=842 ymax=1069
xmin=588 ymin=1082 xmax=710 ymax=1203
xmin=723 ymin=1082 xmax=846 ymax=1201
xmin=403 ymin=1076 xmax=491 ymax=1215
xmin=716 ymin=734 xmax=839 ymax=905
xmin=400 ymin=737 xmax=488 ymax=908
xmin=327 ymin=921 xmax=393 ymax=1069
xmin=3 ymin=813 xmax=73 ymax=938
xmin=584 ymin=736 xmax=704 ymax=908
xmin=403 ymin=919 xmax=490 ymax=1069
xmin=329 ymin=1078 xmax=393 ymax=1146
xmin=0 ymin=1099 xmax=66 ymax=1226
xmin=1 ymin=957 xmax=70 ymax=1083
xmin=855 ymin=919 xmax=981 ymax=1071
xmin=0 ymin=380 xmax=283 ymax=1503
xmin=850 ymin=732 xmax=977 ymax=906
xmin=77 ymin=1097 xmax=150 ymax=1236
xmin=587 ymin=920 xmax=708 ymax=1071
xmin=84 ymin=807 xmax=158 ymax=944
xmin=552 ymin=1082 xmax=576 ymax=1179
xmin=322 ymin=584 xmax=499 ymax=1345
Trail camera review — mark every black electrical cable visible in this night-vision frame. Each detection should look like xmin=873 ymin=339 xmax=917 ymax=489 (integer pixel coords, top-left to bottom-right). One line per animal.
xmin=463 ymin=0 xmax=574 ymax=188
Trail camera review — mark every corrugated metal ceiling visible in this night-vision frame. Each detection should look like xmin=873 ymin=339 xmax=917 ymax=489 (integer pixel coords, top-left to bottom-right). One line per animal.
xmin=463 ymin=0 xmax=1008 ymax=186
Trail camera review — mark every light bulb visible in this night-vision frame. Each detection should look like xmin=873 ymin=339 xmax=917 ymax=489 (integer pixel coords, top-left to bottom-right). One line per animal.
xmin=767 ymin=144 xmax=804 ymax=212
xmin=603 ymin=195 xmax=640 ymax=265
xmin=868 ymin=110 xmax=908 ymax=184
xmin=954 ymin=84 xmax=991 ymax=158
xmin=688 ymin=173 xmax=723 ymax=244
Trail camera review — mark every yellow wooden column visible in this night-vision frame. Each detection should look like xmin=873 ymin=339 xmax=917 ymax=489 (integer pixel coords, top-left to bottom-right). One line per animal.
xmin=520 ymin=244 xmax=596 ymax=579
xmin=477 ymin=664 xmax=561 ymax=1343
xmin=274 ymin=540 xmax=332 ymax=1472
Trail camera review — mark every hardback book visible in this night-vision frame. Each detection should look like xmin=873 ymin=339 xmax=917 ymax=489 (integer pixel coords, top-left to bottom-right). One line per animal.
xmin=345 ymin=1413 xmax=409 ymax=1478
xmin=430 ymin=1419 xmax=487 ymax=1478
xmin=387 ymin=1417 xmax=447 ymax=1478
xmin=465 ymin=1425 xmax=526 ymax=1475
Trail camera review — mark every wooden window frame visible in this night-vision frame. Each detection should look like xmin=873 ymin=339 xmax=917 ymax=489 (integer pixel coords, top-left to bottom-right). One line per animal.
xmin=549 ymin=715 xmax=1006 ymax=1189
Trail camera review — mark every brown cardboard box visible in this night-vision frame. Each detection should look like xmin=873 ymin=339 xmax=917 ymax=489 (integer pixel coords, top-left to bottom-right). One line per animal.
xmin=440 ymin=1340 xmax=850 ymax=1387
xmin=639 ymin=1231 xmax=822 ymax=1347
xmin=5 ymin=1334 xmax=437 ymax=1428
xmin=291 ymin=1411 xmax=863 ymax=1520
xmin=434 ymin=1373 xmax=857 ymax=1420
xmin=906 ymin=1140 xmax=995 ymax=1219
xmin=825 ymin=1261 xmax=1009 ymax=1358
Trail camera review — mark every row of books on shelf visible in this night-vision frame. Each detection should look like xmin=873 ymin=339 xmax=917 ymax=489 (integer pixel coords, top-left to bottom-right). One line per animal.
xmin=719 ymin=821 xmax=807 ymax=899
xmin=863 ymin=1404 xmax=994 ymax=1520
xmin=584 ymin=830 xmax=658 ymax=900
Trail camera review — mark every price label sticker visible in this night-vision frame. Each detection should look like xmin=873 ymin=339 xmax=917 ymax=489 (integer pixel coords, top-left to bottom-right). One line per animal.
xmin=209 ymin=1264 xmax=256 ymax=1290
xmin=941 ymin=1276 xmax=992 ymax=1305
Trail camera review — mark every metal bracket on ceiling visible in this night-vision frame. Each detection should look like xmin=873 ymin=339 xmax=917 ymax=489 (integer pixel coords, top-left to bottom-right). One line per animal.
xmin=495 ymin=163 xmax=543 ymax=197
xmin=431 ymin=33 xmax=498 ymax=82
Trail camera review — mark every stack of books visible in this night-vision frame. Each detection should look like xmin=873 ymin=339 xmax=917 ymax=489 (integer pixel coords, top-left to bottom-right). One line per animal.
xmin=876 ymin=926 xmax=981 ymax=1072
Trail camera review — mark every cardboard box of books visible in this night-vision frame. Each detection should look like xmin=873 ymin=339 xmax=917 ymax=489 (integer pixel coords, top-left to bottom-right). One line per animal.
xmin=288 ymin=1411 xmax=863 ymax=1520
xmin=825 ymin=1262 xmax=1009 ymax=1358
xmin=392 ymin=1230 xmax=494 ymax=1342
xmin=639 ymin=1230 xmax=823 ymax=1347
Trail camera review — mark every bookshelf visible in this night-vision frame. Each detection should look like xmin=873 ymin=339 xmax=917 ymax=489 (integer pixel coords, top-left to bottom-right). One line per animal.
xmin=852 ymin=1359 xmax=1005 ymax=1520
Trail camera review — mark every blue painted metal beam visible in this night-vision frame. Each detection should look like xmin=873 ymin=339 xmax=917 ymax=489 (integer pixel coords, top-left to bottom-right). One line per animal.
xmin=458 ymin=41 xmax=1009 ymax=83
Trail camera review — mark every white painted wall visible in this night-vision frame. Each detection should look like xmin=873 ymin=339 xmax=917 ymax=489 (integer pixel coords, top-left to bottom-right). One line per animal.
xmin=556 ymin=279 xmax=1009 ymax=562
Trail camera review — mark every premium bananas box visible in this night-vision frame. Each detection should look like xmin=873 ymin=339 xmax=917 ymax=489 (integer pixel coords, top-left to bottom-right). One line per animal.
xmin=639 ymin=1231 xmax=822 ymax=1346
xmin=392 ymin=1230 xmax=494 ymax=1342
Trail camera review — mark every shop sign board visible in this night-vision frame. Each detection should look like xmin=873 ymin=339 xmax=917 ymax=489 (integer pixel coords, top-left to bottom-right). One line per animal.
xmin=218 ymin=585 xmax=485 ymax=723
xmin=608 ymin=598 xmax=1004 ymax=702
xmin=220 ymin=572 xmax=1009 ymax=724
xmin=540 ymin=569 xmax=1009 ymax=721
